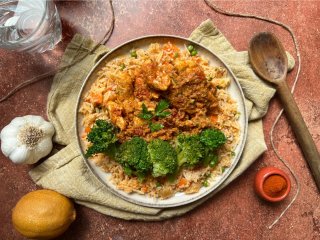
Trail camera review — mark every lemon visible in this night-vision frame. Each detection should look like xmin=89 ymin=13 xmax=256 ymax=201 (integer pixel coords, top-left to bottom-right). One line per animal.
xmin=12 ymin=189 xmax=76 ymax=239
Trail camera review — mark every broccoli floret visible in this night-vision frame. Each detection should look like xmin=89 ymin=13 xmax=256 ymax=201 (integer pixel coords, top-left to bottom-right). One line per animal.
xmin=176 ymin=134 xmax=206 ymax=167
xmin=85 ymin=120 xmax=118 ymax=158
xmin=115 ymin=137 xmax=152 ymax=179
xmin=200 ymin=128 xmax=227 ymax=150
xmin=147 ymin=139 xmax=178 ymax=177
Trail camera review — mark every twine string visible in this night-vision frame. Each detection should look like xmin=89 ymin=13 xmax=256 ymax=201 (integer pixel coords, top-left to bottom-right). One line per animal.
xmin=0 ymin=0 xmax=115 ymax=103
xmin=204 ymin=0 xmax=301 ymax=229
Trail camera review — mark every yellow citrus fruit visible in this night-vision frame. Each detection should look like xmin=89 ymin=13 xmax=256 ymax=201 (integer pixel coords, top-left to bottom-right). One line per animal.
xmin=12 ymin=189 xmax=76 ymax=239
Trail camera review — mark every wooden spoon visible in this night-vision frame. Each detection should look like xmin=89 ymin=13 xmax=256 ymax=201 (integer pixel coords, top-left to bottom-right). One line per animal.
xmin=249 ymin=32 xmax=320 ymax=192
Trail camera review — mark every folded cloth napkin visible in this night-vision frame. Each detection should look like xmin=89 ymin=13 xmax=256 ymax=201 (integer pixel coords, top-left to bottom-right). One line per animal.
xmin=29 ymin=19 xmax=295 ymax=220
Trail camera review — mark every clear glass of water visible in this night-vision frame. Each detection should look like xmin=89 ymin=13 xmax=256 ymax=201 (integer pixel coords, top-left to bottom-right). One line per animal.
xmin=0 ymin=0 xmax=62 ymax=53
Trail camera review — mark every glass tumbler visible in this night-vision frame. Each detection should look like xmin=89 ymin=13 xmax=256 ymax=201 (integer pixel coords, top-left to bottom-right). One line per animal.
xmin=0 ymin=0 xmax=62 ymax=53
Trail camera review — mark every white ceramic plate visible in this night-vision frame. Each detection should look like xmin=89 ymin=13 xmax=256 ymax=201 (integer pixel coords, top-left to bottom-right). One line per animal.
xmin=76 ymin=35 xmax=248 ymax=208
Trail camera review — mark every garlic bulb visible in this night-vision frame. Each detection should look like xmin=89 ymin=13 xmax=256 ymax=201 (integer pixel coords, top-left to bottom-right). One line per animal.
xmin=0 ymin=115 xmax=55 ymax=164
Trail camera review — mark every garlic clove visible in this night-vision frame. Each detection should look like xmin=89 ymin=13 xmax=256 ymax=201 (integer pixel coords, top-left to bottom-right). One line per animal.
xmin=1 ymin=136 xmax=18 ymax=157
xmin=23 ymin=149 xmax=38 ymax=164
xmin=10 ymin=116 xmax=28 ymax=128
xmin=24 ymin=115 xmax=46 ymax=127
xmin=39 ymin=121 xmax=55 ymax=136
xmin=9 ymin=145 xmax=31 ymax=164
xmin=0 ymin=124 xmax=19 ymax=139
xmin=35 ymin=138 xmax=53 ymax=161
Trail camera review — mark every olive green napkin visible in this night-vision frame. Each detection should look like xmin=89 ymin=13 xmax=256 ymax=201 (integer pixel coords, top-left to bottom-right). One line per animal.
xmin=29 ymin=19 xmax=295 ymax=220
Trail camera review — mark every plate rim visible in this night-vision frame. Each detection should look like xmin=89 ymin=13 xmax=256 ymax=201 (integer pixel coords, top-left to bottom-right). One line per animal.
xmin=75 ymin=34 xmax=248 ymax=208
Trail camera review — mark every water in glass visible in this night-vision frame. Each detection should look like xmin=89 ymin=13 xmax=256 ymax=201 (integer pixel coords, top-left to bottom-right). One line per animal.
xmin=0 ymin=0 xmax=61 ymax=53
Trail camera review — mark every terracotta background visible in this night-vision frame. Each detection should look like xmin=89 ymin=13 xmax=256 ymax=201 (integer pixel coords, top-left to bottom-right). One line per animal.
xmin=0 ymin=0 xmax=319 ymax=239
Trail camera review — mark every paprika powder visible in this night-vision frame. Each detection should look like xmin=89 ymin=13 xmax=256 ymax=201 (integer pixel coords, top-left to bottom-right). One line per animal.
xmin=263 ymin=174 xmax=287 ymax=198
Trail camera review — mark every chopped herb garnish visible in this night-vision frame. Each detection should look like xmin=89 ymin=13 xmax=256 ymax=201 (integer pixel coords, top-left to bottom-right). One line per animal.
xmin=138 ymin=100 xmax=171 ymax=132
xmin=231 ymin=151 xmax=236 ymax=157
xmin=156 ymin=182 xmax=162 ymax=187
xmin=130 ymin=50 xmax=137 ymax=58
xmin=222 ymin=166 xmax=227 ymax=173
xmin=155 ymin=99 xmax=171 ymax=118
xmin=138 ymin=104 xmax=153 ymax=120
xmin=120 ymin=63 xmax=126 ymax=70
xmin=156 ymin=111 xmax=171 ymax=118
xmin=174 ymin=52 xmax=179 ymax=58
xmin=149 ymin=123 xmax=164 ymax=132
xmin=155 ymin=99 xmax=170 ymax=113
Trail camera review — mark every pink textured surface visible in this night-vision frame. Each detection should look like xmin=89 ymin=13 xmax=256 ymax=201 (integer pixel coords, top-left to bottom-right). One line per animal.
xmin=0 ymin=0 xmax=319 ymax=239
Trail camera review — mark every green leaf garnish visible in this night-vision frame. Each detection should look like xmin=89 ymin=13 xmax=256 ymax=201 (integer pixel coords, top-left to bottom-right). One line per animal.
xmin=138 ymin=104 xmax=153 ymax=120
xmin=155 ymin=99 xmax=171 ymax=118
xmin=149 ymin=123 xmax=164 ymax=132
xmin=138 ymin=100 xmax=171 ymax=132
xmin=155 ymin=110 xmax=171 ymax=118
xmin=155 ymin=99 xmax=169 ymax=113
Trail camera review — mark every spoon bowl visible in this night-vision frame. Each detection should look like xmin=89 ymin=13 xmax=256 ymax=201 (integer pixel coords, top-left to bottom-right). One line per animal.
xmin=249 ymin=32 xmax=288 ymax=83
xmin=249 ymin=32 xmax=320 ymax=192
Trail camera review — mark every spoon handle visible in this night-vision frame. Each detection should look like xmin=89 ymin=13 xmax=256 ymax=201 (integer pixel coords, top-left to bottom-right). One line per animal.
xmin=276 ymin=80 xmax=320 ymax=191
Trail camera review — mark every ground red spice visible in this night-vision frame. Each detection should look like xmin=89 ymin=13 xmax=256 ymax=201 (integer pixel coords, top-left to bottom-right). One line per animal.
xmin=263 ymin=174 xmax=287 ymax=198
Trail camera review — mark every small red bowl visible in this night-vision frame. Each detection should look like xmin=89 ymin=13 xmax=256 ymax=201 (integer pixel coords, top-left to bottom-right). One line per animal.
xmin=254 ymin=167 xmax=291 ymax=202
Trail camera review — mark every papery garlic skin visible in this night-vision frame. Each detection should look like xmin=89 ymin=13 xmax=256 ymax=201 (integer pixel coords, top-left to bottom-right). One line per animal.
xmin=0 ymin=115 xmax=55 ymax=164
